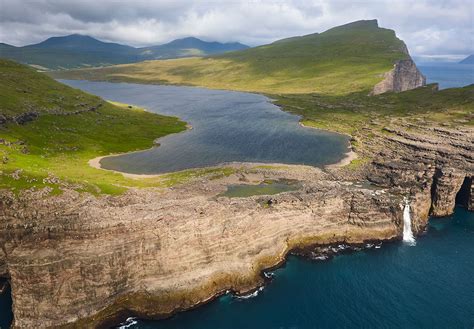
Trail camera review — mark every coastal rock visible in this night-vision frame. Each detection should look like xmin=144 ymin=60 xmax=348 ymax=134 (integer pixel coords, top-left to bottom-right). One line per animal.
xmin=0 ymin=120 xmax=472 ymax=328
xmin=430 ymin=168 xmax=466 ymax=217
xmin=0 ymin=167 xmax=402 ymax=328
xmin=371 ymin=59 xmax=426 ymax=95
xmin=468 ymin=178 xmax=474 ymax=211
xmin=457 ymin=176 xmax=473 ymax=211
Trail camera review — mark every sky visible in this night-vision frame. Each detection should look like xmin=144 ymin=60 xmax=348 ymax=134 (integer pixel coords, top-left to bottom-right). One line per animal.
xmin=0 ymin=0 xmax=473 ymax=61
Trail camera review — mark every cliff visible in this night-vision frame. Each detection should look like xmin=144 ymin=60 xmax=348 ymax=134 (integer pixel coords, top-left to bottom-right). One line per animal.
xmin=1 ymin=118 xmax=472 ymax=328
xmin=371 ymin=59 xmax=426 ymax=95
xmin=0 ymin=166 xmax=402 ymax=328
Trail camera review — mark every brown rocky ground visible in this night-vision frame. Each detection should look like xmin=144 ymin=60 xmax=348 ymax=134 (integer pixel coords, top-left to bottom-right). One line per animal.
xmin=0 ymin=119 xmax=472 ymax=328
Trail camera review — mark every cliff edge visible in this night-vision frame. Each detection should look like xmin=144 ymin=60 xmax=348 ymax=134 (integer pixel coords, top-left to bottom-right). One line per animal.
xmin=371 ymin=59 xmax=426 ymax=95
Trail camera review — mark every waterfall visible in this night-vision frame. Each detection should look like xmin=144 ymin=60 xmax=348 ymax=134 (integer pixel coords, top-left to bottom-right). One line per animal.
xmin=402 ymin=198 xmax=416 ymax=245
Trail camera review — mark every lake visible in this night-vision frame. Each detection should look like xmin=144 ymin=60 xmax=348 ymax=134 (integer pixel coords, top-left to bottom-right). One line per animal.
xmin=61 ymin=80 xmax=350 ymax=174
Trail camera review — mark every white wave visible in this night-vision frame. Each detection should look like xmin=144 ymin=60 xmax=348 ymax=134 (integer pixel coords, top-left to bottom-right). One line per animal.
xmin=263 ymin=271 xmax=274 ymax=279
xmin=235 ymin=286 xmax=264 ymax=300
xmin=117 ymin=317 xmax=138 ymax=329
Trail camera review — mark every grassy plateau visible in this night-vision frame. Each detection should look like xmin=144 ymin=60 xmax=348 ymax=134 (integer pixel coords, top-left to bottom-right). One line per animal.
xmin=274 ymin=84 xmax=474 ymax=136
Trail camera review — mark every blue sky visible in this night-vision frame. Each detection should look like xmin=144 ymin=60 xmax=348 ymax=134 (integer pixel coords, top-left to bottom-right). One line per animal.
xmin=0 ymin=0 xmax=472 ymax=60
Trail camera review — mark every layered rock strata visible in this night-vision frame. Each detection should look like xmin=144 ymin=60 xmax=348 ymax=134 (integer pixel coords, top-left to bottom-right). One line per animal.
xmin=371 ymin=59 xmax=426 ymax=95
xmin=0 ymin=121 xmax=472 ymax=328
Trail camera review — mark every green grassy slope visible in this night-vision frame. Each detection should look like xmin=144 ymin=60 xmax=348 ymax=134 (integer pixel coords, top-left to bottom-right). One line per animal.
xmin=51 ymin=20 xmax=409 ymax=95
xmin=0 ymin=59 xmax=229 ymax=194
xmin=274 ymin=84 xmax=474 ymax=135
xmin=274 ymin=83 xmax=473 ymax=169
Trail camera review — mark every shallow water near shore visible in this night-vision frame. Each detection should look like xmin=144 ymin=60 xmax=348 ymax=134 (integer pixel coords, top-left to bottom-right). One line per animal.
xmin=219 ymin=180 xmax=299 ymax=198
xmin=121 ymin=207 xmax=474 ymax=329
xmin=60 ymin=80 xmax=350 ymax=174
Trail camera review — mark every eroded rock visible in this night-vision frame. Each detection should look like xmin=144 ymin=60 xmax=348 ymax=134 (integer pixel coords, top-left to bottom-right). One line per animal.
xmin=0 ymin=120 xmax=472 ymax=328
xmin=371 ymin=59 xmax=426 ymax=95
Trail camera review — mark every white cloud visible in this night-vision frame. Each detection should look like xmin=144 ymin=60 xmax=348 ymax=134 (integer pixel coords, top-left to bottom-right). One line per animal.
xmin=0 ymin=0 xmax=472 ymax=57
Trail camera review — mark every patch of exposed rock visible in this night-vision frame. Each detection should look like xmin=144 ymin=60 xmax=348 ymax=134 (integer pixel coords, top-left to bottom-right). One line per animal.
xmin=365 ymin=122 xmax=473 ymax=222
xmin=371 ymin=59 xmax=426 ymax=95
xmin=0 ymin=121 xmax=472 ymax=328
xmin=1 ymin=166 xmax=404 ymax=328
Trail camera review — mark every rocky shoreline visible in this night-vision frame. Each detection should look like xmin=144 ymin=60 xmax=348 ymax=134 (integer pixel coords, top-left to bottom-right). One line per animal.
xmin=0 ymin=111 xmax=472 ymax=328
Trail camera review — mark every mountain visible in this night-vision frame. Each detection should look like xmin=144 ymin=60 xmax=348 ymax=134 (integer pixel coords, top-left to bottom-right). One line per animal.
xmin=139 ymin=37 xmax=248 ymax=59
xmin=0 ymin=35 xmax=138 ymax=70
xmin=31 ymin=34 xmax=135 ymax=53
xmin=0 ymin=35 xmax=249 ymax=70
xmin=52 ymin=19 xmax=422 ymax=95
xmin=459 ymin=55 xmax=474 ymax=64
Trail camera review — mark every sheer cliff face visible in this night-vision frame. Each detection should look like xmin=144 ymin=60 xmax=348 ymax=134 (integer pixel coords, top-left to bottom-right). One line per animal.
xmin=371 ymin=59 xmax=426 ymax=95
xmin=1 ymin=168 xmax=403 ymax=328
xmin=364 ymin=122 xmax=473 ymax=229
xmin=0 ymin=124 xmax=472 ymax=327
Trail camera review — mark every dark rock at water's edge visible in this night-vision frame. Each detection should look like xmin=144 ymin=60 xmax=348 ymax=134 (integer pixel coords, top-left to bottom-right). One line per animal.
xmin=0 ymin=278 xmax=13 ymax=329
xmin=1 ymin=115 xmax=473 ymax=328
xmin=291 ymin=239 xmax=392 ymax=261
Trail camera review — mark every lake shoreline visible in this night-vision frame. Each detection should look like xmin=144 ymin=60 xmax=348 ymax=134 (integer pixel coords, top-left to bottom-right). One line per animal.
xmin=297 ymin=121 xmax=358 ymax=169
xmin=88 ymin=111 xmax=356 ymax=179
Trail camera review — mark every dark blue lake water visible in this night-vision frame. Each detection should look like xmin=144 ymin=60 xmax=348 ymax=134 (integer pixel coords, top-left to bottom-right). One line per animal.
xmin=417 ymin=62 xmax=474 ymax=89
xmin=61 ymin=80 xmax=349 ymax=174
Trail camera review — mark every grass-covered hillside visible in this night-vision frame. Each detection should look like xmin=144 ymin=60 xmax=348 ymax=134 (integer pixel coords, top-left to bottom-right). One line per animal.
xmin=274 ymin=84 xmax=474 ymax=135
xmin=51 ymin=20 xmax=409 ymax=95
xmin=0 ymin=59 xmax=234 ymax=195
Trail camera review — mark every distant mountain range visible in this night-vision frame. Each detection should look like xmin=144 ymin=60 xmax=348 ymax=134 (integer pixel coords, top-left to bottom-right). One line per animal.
xmin=0 ymin=34 xmax=249 ymax=70
xmin=52 ymin=20 xmax=415 ymax=95
xmin=459 ymin=55 xmax=474 ymax=64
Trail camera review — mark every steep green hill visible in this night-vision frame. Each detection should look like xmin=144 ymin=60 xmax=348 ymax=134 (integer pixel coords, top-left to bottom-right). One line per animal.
xmin=0 ymin=59 xmax=208 ymax=194
xmin=0 ymin=35 xmax=248 ymax=70
xmin=51 ymin=20 xmax=410 ymax=95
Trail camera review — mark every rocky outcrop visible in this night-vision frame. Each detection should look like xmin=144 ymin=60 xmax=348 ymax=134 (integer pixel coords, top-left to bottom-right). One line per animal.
xmin=1 ymin=166 xmax=404 ymax=328
xmin=0 ymin=119 xmax=472 ymax=328
xmin=0 ymin=103 xmax=103 ymax=126
xmin=430 ymin=168 xmax=467 ymax=216
xmin=456 ymin=176 xmax=473 ymax=211
xmin=13 ymin=112 xmax=39 ymax=125
xmin=366 ymin=122 xmax=473 ymax=224
xmin=371 ymin=59 xmax=426 ymax=95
